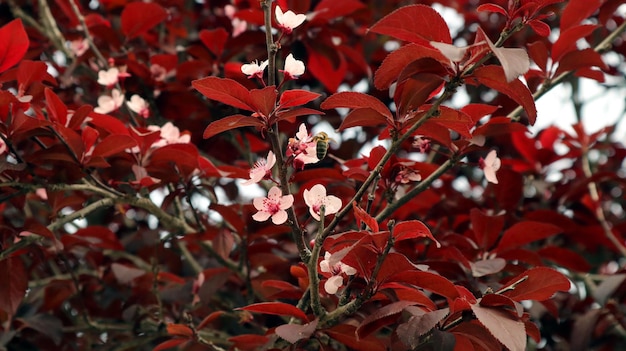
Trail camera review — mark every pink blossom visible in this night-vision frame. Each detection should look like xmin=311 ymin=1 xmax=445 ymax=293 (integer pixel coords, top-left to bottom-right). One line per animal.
xmin=97 ymin=67 xmax=120 ymax=87
xmin=287 ymin=123 xmax=319 ymax=169
xmin=320 ymin=252 xmax=357 ymax=294
xmin=70 ymin=39 xmax=89 ymax=57
xmin=412 ymin=136 xmax=431 ymax=153
xmin=281 ymin=54 xmax=305 ymax=80
xmin=94 ymin=89 xmax=124 ymax=114
xmin=241 ymin=60 xmax=268 ymax=79
xmin=395 ymin=166 xmax=421 ymax=184
xmin=0 ymin=136 xmax=6 ymax=155
xmin=242 ymin=151 xmax=276 ymax=185
xmin=126 ymin=95 xmax=150 ymax=118
xmin=480 ymin=150 xmax=501 ymax=184
xmin=275 ymin=6 xmax=306 ymax=34
xmin=252 ymin=186 xmax=294 ymax=225
xmin=225 ymin=5 xmax=247 ymax=37
xmin=303 ymin=184 xmax=341 ymax=221
xmin=148 ymin=122 xmax=191 ymax=148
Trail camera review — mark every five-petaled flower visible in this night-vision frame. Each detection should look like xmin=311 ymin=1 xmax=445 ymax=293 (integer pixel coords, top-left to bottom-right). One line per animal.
xmin=94 ymin=89 xmax=124 ymax=114
xmin=303 ymin=184 xmax=341 ymax=221
xmin=242 ymin=151 xmax=276 ymax=185
xmin=275 ymin=6 xmax=306 ymax=34
xmin=97 ymin=67 xmax=130 ymax=88
xmin=281 ymin=54 xmax=305 ymax=80
xmin=127 ymin=95 xmax=150 ymax=118
xmin=287 ymin=123 xmax=319 ymax=169
xmin=241 ymin=60 xmax=268 ymax=79
xmin=480 ymin=150 xmax=501 ymax=184
xmin=320 ymin=252 xmax=357 ymax=294
xmin=252 ymin=186 xmax=294 ymax=225
xmin=148 ymin=122 xmax=191 ymax=148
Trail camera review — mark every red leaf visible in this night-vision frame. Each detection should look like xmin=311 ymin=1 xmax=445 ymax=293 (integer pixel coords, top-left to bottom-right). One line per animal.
xmin=0 ymin=19 xmax=29 ymax=73
xmin=275 ymin=319 xmax=318 ymax=344
xmin=528 ymin=19 xmax=551 ymax=37
xmin=369 ymin=4 xmax=452 ymax=45
xmin=275 ymin=107 xmax=324 ymax=123
xmin=386 ymin=271 xmax=460 ymax=301
xmin=199 ymin=28 xmax=229 ymax=58
xmin=311 ymin=0 xmax=366 ymax=23
xmin=472 ymin=116 xmax=528 ymax=138
xmin=395 ymin=74 xmax=444 ymax=117
xmin=495 ymin=221 xmax=562 ymax=253
xmin=45 ymin=88 xmax=68 ymax=126
xmin=121 ymin=2 xmax=168 ymax=39
xmin=237 ymin=302 xmax=308 ymax=321
xmin=0 ymin=256 xmax=27 ymax=316
xmin=278 ymin=89 xmax=321 ymax=109
xmin=538 ymin=246 xmax=591 ymax=272
xmin=227 ymin=334 xmax=269 ymax=351
xmin=501 ymin=267 xmax=571 ymax=302
xmin=374 ymin=44 xmax=448 ymax=90
xmin=306 ymin=45 xmax=347 ymax=93
xmin=166 ymin=323 xmax=194 ymax=338
xmin=470 ymin=305 xmax=526 ymax=351
xmin=476 ymin=4 xmax=507 ymax=16
xmin=249 ymin=86 xmax=277 ymax=118
xmin=17 ymin=60 xmax=56 ymax=90
xmin=422 ymin=106 xmax=473 ymax=138
xmin=152 ymin=338 xmax=187 ymax=351
xmin=337 ymin=108 xmax=389 ymax=131
xmin=197 ymin=311 xmax=224 ymax=330
xmin=192 ymin=77 xmax=254 ymax=111
xmin=91 ymin=135 xmax=137 ymax=158
xmin=203 ymin=114 xmax=264 ymax=139
xmin=352 ymin=202 xmax=379 ymax=232
xmin=560 ymin=0 xmax=603 ymax=30
xmin=552 ymin=24 xmax=598 ymax=62
xmin=554 ymin=48 xmax=607 ymax=77
xmin=527 ymin=41 xmax=549 ymax=73
xmin=326 ymin=325 xmax=386 ymax=351
xmin=209 ymin=204 xmax=245 ymax=235
xmin=468 ymin=65 xmax=537 ymax=125
xmin=393 ymin=220 xmax=439 ymax=246
xmin=322 ymin=92 xmax=392 ymax=120
xmin=397 ymin=308 xmax=449 ymax=348
xmin=356 ymin=301 xmax=416 ymax=339
xmin=469 ymin=208 xmax=505 ymax=250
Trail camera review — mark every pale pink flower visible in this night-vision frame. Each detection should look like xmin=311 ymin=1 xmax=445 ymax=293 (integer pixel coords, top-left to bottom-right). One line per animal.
xmin=287 ymin=123 xmax=319 ymax=169
xmin=225 ymin=5 xmax=248 ymax=37
xmin=94 ymin=89 xmax=124 ymax=114
xmin=241 ymin=60 xmax=268 ymax=79
xmin=252 ymin=186 xmax=294 ymax=225
xmin=412 ymin=136 xmax=431 ymax=153
xmin=69 ymin=38 xmax=89 ymax=57
xmin=480 ymin=150 xmax=501 ymax=184
xmin=242 ymin=151 xmax=276 ymax=185
xmin=97 ymin=67 xmax=120 ymax=87
xmin=303 ymin=184 xmax=342 ymax=221
xmin=0 ymin=136 xmax=6 ymax=155
xmin=275 ymin=6 xmax=306 ymax=34
xmin=320 ymin=252 xmax=357 ymax=294
xmin=281 ymin=54 xmax=305 ymax=80
xmin=395 ymin=166 xmax=421 ymax=184
xmin=148 ymin=122 xmax=191 ymax=148
xmin=127 ymin=94 xmax=150 ymax=118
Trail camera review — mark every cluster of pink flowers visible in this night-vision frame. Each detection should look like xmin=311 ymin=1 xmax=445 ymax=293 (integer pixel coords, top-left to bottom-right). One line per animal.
xmin=93 ymin=66 xmax=150 ymax=118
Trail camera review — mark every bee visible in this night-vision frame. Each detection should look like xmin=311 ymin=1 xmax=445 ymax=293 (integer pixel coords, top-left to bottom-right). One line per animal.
xmin=312 ymin=132 xmax=334 ymax=160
